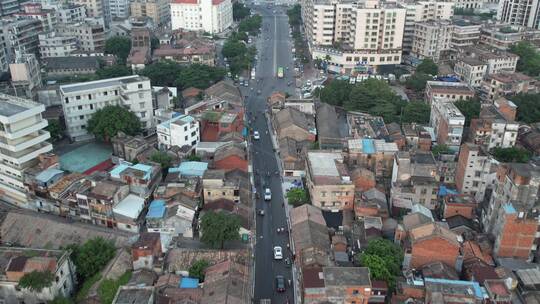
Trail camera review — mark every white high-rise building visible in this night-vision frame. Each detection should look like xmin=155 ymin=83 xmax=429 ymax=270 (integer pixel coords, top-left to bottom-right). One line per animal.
xmin=59 ymin=75 xmax=154 ymax=142
xmin=171 ymin=0 xmax=233 ymax=34
xmin=497 ymin=0 xmax=540 ymax=29
xmin=108 ymin=0 xmax=129 ymax=19
xmin=0 ymin=94 xmax=52 ymax=206
xmin=302 ymin=0 xmax=406 ymax=73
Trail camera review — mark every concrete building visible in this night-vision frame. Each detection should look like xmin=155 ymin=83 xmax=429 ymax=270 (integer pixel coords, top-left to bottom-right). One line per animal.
xmin=59 ymin=75 xmax=154 ymax=141
xmin=13 ymin=3 xmax=56 ymax=32
xmin=305 ymin=151 xmax=355 ymax=211
xmin=411 ymin=20 xmax=453 ymax=62
xmin=455 ymin=143 xmax=497 ymax=202
xmin=0 ymin=0 xmax=32 ymax=17
xmin=0 ymin=94 xmax=52 ymax=206
xmin=171 ymin=0 xmax=233 ymax=34
xmin=9 ymin=53 xmax=42 ymax=99
xmin=0 ymin=248 xmax=76 ymax=303
xmin=302 ymin=0 xmax=406 ymax=73
xmin=430 ymin=97 xmax=465 ymax=152
xmin=425 ymin=81 xmax=475 ymax=104
xmin=157 ymin=114 xmax=199 ymax=150
xmin=454 ymin=57 xmax=487 ymax=88
xmin=71 ymin=0 xmax=104 ymax=22
xmin=39 ymin=31 xmax=79 ymax=58
xmin=109 ymin=0 xmax=129 ymax=19
xmin=54 ymin=3 xmax=87 ymax=24
xmin=497 ymin=0 xmax=540 ymax=29
xmin=0 ymin=17 xmax=43 ymax=64
xmin=480 ymin=24 xmax=540 ymax=50
xmin=480 ymin=71 xmax=537 ymax=102
xmin=454 ymin=0 xmax=486 ymax=9
xmin=469 ymin=102 xmax=519 ymax=150
xmin=451 ymin=19 xmax=481 ymax=48
xmin=456 ymin=45 xmax=519 ymax=75
xmin=130 ymin=0 xmax=170 ymax=26
xmin=391 ymin=151 xmax=439 ymax=210
xmin=399 ymin=0 xmax=454 ymax=54
xmin=57 ymin=20 xmax=106 ymax=52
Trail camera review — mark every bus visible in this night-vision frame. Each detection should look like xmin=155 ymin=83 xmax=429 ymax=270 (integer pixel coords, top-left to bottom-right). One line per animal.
xmin=277 ymin=67 xmax=284 ymax=78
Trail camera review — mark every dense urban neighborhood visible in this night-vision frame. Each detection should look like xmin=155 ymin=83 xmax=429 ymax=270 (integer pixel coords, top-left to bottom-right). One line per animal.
xmin=0 ymin=0 xmax=540 ymax=303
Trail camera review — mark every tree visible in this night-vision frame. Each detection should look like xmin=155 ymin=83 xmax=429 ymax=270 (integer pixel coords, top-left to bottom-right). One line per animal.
xmin=68 ymin=237 xmax=116 ymax=281
xmin=490 ymin=147 xmax=531 ymax=163
xmin=200 ymin=211 xmax=241 ymax=249
xmin=432 ymin=144 xmax=452 ymax=157
xmin=287 ymin=4 xmax=302 ymax=27
xmin=87 ymin=105 xmax=141 ymax=141
xmin=189 ymin=259 xmax=210 ymax=281
xmin=510 ymin=93 xmax=540 ymax=123
xmin=356 ymin=238 xmax=403 ymax=290
xmin=319 ymin=80 xmax=352 ymax=107
xmin=405 ymin=73 xmax=432 ymax=92
xmin=140 ymin=61 xmax=182 ymax=87
xmin=150 ymin=151 xmax=172 ymax=169
xmin=347 ymin=78 xmax=406 ymax=123
xmin=176 ymin=64 xmax=226 ymax=89
xmin=186 ymin=154 xmax=202 ymax=161
xmin=454 ymin=98 xmax=481 ymax=127
xmin=50 ymin=296 xmax=73 ymax=304
xmin=98 ymin=271 xmax=132 ymax=304
xmin=151 ymin=36 xmax=160 ymax=51
xmin=402 ymin=101 xmax=431 ymax=124
xmin=238 ymin=15 xmax=262 ymax=35
xmin=104 ymin=37 xmax=131 ymax=64
xmin=46 ymin=119 xmax=64 ymax=141
xmin=509 ymin=42 xmax=540 ymax=76
xmin=222 ymin=38 xmax=248 ymax=59
xmin=18 ymin=270 xmax=54 ymax=292
xmin=416 ymin=58 xmax=438 ymax=75
xmin=233 ymin=2 xmax=251 ymax=21
xmin=358 ymin=254 xmax=394 ymax=285
xmin=96 ymin=64 xmax=132 ymax=79
xmin=286 ymin=188 xmax=309 ymax=206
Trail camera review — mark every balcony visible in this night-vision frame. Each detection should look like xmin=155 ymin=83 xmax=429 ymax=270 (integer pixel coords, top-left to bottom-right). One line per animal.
xmin=0 ymin=130 xmax=50 ymax=153
xmin=1 ymin=142 xmax=52 ymax=165
xmin=0 ymin=120 xmax=48 ymax=140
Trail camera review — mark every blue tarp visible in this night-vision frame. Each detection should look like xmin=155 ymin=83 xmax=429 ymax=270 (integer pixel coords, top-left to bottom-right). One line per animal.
xmin=362 ymin=138 xmax=376 ymax=154
xmin=179 ymin=277 xmax=199 ymax=288
xmin=438 ymin=185 xmax=459 ymax=196
xmin=146 ymin=200 xmax=166 ymax=219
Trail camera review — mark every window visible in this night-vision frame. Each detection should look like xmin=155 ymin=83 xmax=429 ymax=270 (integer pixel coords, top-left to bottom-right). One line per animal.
xmin=104 ymin=91 xmax=108 ymax=96
xmin=140 ymin=111 xmax=146 ymax=118
xmin=88 ymin=94 xmax=92 ymax=100
xmin=185 ymin=136 xmax=188 ymax=141
xmin=76 ymin=95 xmax=81 ymax=100
xmin=79 ymin=115 xmax=84 ymax=119
xmin=138 ymin=84 xmax=143 ymax=89
xmin=90 ymin=104 xmax=94 ymax=110
xmin=78 ymin=105 xmax=83 ymax=110
xmin=65 ymin=97 xmax=69 ymax=104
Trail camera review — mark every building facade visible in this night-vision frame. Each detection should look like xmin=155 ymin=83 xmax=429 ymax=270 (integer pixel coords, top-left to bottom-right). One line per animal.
xmin=59 ymin=75 xmax=154 ymax=142
xmin=130 ymin=0 xmax=170 ymax=26
xmin=455 ymin=143 xmax=496 ymax=202
xmin=39 ymin=31 xmax=79 ymax=58
xmin=430 ymin=97 xmax=465 ymax=152
xmin=171 ymin=0 xmax=233 ymax=34
xmin=157 ymin=114 xmax=200 ymax=149
xmin=411 ymin=20 xmax=453 ymax=62
xmin=497 ymin=0 xmax=540 ymax=29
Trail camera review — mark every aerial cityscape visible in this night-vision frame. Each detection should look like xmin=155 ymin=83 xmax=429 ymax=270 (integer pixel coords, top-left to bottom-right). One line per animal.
xmin=0 ymin=0 xmax=539 ymax=302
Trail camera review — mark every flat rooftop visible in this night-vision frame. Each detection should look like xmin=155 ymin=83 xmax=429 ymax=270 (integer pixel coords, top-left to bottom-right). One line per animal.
xmin=0 ymin=93 xmax=42 ymax=117
xmin=323 ymin=267 xmax=371 ymax=286
xmin=427 ymin=81 xmax=474 ymax=95
xmin=308 ymin=152 xmax=341 ymax=177
xmin=59 ymin=142 xmax=112 ymax=173
xmin=60 ymin=75 xmax=145 ymax=94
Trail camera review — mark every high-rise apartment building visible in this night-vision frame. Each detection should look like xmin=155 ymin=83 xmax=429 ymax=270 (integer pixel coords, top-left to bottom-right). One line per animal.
xmin=171 ymin=0 xmax=233 ymax=34
xmin=497 ymin=0 xmax=540 ymax=29
xmin=39 ymin=32 xmax=79 ymax=58
xmin=108 ymin=0 xmax=129 ymax=19
xmin=57 ymin=20 xmax=106 ymax=52
xmin=411 ymin=20 xmax=454 ymax=62
xmin=0 ymin=0 xmax=31 ymax=17
xmin=0 ymin=94 xmax=52 ymax=206
xmin=302 ymin=0 xmax=406 ymax=73
xmin=0 ymin=17 xmax=43 ymax=64
xmin=59 ymin=75 xmax=154 ymax=142
xmin=131 ymin=0 xmax=170 ymax=26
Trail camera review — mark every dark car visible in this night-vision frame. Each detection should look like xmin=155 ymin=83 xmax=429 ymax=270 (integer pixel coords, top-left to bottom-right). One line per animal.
xmin=276 ymin=275 xmax=286 ymax=292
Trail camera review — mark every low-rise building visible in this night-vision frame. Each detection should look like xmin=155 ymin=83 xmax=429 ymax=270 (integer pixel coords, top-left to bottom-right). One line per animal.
xmin=202 ymin=169 xmax=240 ymax=203
xmin=212 ymin=142 xmax=248 ymax=173
xmin=430 ymin=97 xmax=465 ymax=152
xmin=273 ymin=107 xmax=316 ymax=142
xmin=480 ymin=71 xmax=538 ymax=102
xmin=132 ymin=232 xmax=162 ymax=270
xmin=0 ymin=248 xmax=76 ymax=303
xmin=113 ymin=193 xmax=145 ymax=232
xmin=456 ymin=45 xmax=519 ymax=75
xmin=305 ymin=151 xmax=355 ymax=211
xmin=44 ymin=56 xmax=100 ymax=76
xmin=391 ymin=151 xmax=439 ymax=210
xmin=39 ymin=31 xmax=79 ymax=58
xmin=425 ymin=81 xmax=475 ymax=104
xmin=469 ymin=102 xmax=519 ymax=150
xmin=451 ymin=19 xmax=481 ymax=48
xmin=492 ymin=203 xmax=538 ymax=261
xmin=480 ymin=24 xmax=540 ymax=50
xmin=455 ymin=143 xmax=497 ymax=203
xmin=347 ymin=138 xmax=399 ymax=177
xmin=279 ymin=137 xmax=309 ymax=177
xmin=291 ymin=204 xmax=331 ymax=267
xmin=153 ymin=37 xmax=215 ymax=66
xmin=454 ymin=57 xmax=487 ymax=88
xmin=110 ymin=163 xmax=161 ymax=198
xmin=157 ymin=114 xmax=199 ymax=150
xmin=60 ymin=75 xmax=154 ymax=141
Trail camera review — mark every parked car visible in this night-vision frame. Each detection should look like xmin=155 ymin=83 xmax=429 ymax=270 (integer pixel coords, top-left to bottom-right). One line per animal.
xmin=275 ymin=275 xmax=285 ymax=292
xmin=264 ymin=188 xmax=272 ymax=201
xmin=273 ymin=246 xmax=283 ymax=260
xmin=253 ymin=131 xmax=260 ymax=140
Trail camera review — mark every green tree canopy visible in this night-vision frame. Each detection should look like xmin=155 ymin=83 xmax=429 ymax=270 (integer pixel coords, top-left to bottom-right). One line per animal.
xmin=509 ymin=42 xmax=540 ymax=76
xmin=176 ymin=64 xmax=226 ymax=89
xmin=356 ymin=238 xmax=403 ymax=290
xmin=286 ymin=188 xmax=309 ymax=206
xmin=415 ymin=58 xmax=439 ymax=75
xmin=405 ymin=73 xmax=432 ymax=93
xmin=432 ymin=144 xmax=452 ymax=157
xmin=46 ymin=119 xmax=64 ymax=141
xmin=140 ymin=61 xmax=182 ymax=87
xmin=511 ymin=93 xmax=540 ymax=123
xmin=189 ymin=259 xmax=210 ymax=281
xmin=68 ymin=237 xmax=116 ymax=281
xmin=319 ymin=80 xmax=353 ymax=107
xmin=104 ymin=36 xmax=132 ymax=64
xmin=87 ymin=105 xmax=141 ymax=141
xmin=98 ymin=271 xmax=132 ymax=304
xmin=490 ymin=147 xmax=531 ymax=163
xmin=200 ymin=211 xmax=241 ymax=249
xmin=454 ymin=98 xmax=481 ymax=127
xmin=96 ymin=65 xmax=132 ymax=79
xmin=402 ymin=101 xmax=431 ymax=124
xmin=287 ymin=4 xmax=302 ymax=26
xmin=233 ymin=2 xmax=251 ymax=21
xmin=238 ymin=15 xmax=262 ymax=35
xmin=222 ymin=39 xmax=248 ymax=59
xmin=18 ymin=270 xmax=54 ymax=292
xmin=150 ymin=151 xmax=173 ymax=169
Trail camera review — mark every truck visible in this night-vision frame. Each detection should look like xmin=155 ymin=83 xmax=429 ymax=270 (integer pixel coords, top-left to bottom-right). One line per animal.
xmin=277 ymin=67 xmax=284 ymax=78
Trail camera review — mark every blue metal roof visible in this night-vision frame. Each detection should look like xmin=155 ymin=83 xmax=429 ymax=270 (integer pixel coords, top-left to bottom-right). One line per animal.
xmin=362 ymin=138 xmax=376 ymax=154
xmin=110 ymin=164 xmax=129 ymax=178
xmin=179 ymin=277 xmax=199 ymax=288
xmin=176 ymin=161 xmax=208 ymax=177
xmin=503 ymin=203 xmax=517 ymax=214
xmin=35 ymin=168 xmax=64 ymax=183
xmin=146 ymin=200 xmax=166 ymax=219
xmin=424 ymin=278 xmax=484 ymax=299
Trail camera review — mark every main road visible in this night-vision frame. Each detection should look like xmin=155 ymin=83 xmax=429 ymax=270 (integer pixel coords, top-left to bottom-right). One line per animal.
xmin=242 ymin=4 xmax=298 ymax=304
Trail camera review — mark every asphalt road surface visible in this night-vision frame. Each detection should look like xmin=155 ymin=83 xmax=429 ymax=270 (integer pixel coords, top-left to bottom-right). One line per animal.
xmin=243 ymin=4 xmax=298 ymax=304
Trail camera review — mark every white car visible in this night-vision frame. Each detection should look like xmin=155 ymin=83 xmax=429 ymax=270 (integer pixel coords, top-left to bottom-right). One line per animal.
xmin=273 ymin=246 xmax=283 ymax=260
xmin=253 ymin=131 xmax=260 ymax=140
xmin=264 ymin=188 xmax=272 ymax=201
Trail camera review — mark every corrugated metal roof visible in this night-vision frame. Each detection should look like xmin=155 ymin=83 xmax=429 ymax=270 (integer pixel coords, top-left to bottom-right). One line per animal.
xmin=35 ymin=168 xmax=64 ymax=183
xmin=146 ymin=200 xmax=166 ymax=219
xmin=113 ymin=194 xmax=145 ymax=219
